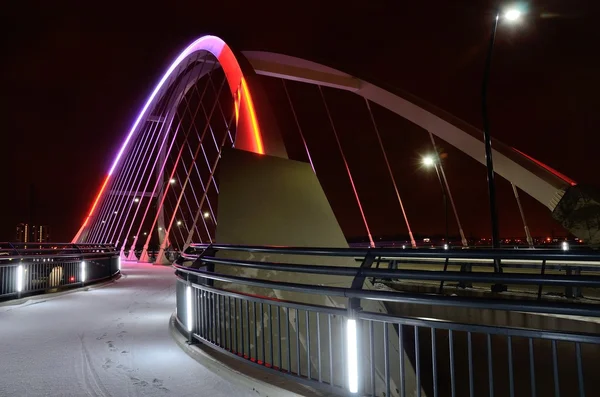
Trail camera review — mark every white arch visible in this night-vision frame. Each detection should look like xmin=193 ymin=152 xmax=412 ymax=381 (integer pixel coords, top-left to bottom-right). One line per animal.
xmin=242 ymin=50 xmax=575 ymax=211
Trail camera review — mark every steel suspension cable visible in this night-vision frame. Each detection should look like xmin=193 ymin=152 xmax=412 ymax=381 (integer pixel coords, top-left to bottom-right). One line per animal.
xmin=282 ymin=79 xmax=316 ymax=173
xmin=318 ymin=85 xmax=375 ymax=248
xmin=364 ymin=98 xmax=417 ymax=248
xmin=183 ymin=107 xmax=236 ymax=248
xmin=428 ymin=131 xmax=468 ymax=247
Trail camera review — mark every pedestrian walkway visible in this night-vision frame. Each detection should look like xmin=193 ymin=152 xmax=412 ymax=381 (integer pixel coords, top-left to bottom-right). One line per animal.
xmin=0 ymin=262 xmax=257 ymax=397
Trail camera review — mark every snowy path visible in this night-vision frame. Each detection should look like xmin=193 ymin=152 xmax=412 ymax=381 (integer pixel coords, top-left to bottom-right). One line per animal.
xmin=0 ymin=262 xmax=256 ymax=397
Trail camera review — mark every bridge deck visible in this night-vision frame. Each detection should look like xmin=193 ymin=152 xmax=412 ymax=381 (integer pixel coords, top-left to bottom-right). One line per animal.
xmin=0 ymin=262 xmax=255 ymax=397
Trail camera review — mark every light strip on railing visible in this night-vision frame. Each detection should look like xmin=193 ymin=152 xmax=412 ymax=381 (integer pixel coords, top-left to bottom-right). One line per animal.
xmin=81 ymin=261 xmax=87 ymax=283
xmin=16 ymin=265 xmax=23 ymax=293
xmin=347 ymin=318 xmax=359 ymax=393
xmin=186 ymin=286 xmax=193 ymax=332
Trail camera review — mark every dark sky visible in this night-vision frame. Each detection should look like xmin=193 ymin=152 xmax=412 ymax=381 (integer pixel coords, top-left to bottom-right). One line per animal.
xmin=1 ymin=0 xmax=598 ymax=242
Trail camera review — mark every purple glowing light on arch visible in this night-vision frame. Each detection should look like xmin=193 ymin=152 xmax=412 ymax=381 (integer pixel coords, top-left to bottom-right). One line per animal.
xmin=108 ymin=35 xmax=240 ymax=176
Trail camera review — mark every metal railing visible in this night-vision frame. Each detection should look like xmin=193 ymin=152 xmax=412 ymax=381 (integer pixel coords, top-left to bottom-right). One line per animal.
xmin=173 ymin=244 xmax=600 ymax=397
xmin=0 ymin=243 xmax=120 ymax=300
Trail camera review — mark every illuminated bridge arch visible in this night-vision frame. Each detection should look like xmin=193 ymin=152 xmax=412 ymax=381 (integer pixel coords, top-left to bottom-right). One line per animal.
xmin=75 ymin=35 xmax=594 ymax=255
xmin=72 ymin=36 xmax=287 ymax=260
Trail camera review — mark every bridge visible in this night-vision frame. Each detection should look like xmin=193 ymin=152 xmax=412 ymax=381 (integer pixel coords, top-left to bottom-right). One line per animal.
xmin=2 ymin=35 xmax=600 ymax=397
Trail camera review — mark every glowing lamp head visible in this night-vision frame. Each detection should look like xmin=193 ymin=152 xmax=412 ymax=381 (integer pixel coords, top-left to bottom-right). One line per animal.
xmin=561 ymin=241 xmax=569 ymax=251
xmin=504 ymin=8 xmax=521 ymax=21
xmin=203 ymin=212 xmax=210 ymax=219
xmin=422 ymin=156 xmax=435 ymax=167
xmin=444 ymin=243 xmax=449 ymax=250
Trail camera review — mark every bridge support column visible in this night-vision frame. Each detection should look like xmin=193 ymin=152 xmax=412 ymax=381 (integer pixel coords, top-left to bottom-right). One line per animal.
xmin=212 ymin=148 xmax=424 ymax=396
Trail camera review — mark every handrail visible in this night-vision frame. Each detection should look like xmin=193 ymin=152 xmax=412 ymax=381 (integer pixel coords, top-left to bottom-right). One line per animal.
xmin=186 ymin=243 xmax=600 ymax=261
xmin=173 ymin=243 xmax=600 ymax=396
xmin=0 ymin=243 xmax=120 ymax=300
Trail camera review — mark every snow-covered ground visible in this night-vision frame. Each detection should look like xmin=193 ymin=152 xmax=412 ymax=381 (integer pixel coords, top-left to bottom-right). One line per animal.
xmin=0 ymin=262 xmax=257 ymax=397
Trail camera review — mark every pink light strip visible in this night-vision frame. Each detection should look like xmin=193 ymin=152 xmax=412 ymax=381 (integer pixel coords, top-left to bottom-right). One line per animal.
xmin=512 ymin=147 xmax=576 ymax=186
xmin=75 ymin=36 xmax=265 ymax=242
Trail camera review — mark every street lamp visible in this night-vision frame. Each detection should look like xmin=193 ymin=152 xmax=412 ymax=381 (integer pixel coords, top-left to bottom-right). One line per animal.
xmin=203 ymin=211 xmax=210 ymax=219
xmin=482 ymin=6 xmax=522 ymax=256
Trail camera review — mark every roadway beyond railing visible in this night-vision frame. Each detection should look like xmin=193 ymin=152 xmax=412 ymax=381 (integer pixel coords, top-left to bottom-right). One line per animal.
xmin=0 ymin=243 xmax=120 ymax=300
xmin=173 ymin=244 xmax=600 ymax=397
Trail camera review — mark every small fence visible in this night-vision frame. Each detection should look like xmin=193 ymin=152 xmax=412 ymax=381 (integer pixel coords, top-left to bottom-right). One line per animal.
xmin=173 ymin=244 xmax=600 ymax=397
xmin=0 ymin=243 xmax=120 ymax=300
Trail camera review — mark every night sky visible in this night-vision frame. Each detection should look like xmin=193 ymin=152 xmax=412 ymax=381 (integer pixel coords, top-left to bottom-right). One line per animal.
xmin=1 ymin=0 xmax=598 ymax=242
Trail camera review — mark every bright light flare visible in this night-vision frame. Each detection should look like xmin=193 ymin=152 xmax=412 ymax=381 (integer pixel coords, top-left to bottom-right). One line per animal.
xmin=177 ymin=220 xmax=182 ymax=226
xmin=81 ymin=261 xmax=87 ymax=283
xmin=444 ymin=243 xmax=449 ymax=250
xmin=203 ymin=212 xmax=210 ymax=219
xmin=346 ymin=318 xmax=359 ymax=393
xmin=504 ymin=8 xmax=521 ymax=21
xmin=186 ymin=286 xmax=193 ymax=332
xmin=422 ymin=156 xmax=435 ymax=167
xmin=562 ymin=241 xmax=569 ymax=251
xmin=16 ymin=265 xmax=23 ymax=292
xmin=169 ymin=178 xmax=176 ymax=184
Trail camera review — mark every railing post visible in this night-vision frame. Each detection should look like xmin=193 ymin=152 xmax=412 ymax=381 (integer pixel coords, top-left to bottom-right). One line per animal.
xmin=186 ymin=277 xmax=194 ymax=343
xmin=346 ymin=251 xmax=375 ymax=394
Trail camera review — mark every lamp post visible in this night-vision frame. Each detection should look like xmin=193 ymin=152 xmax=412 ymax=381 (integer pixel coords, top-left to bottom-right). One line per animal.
xmin=482 ymin=7 xmax=522 ymax=256
xmin=423 ymin=156 xmax=448 ymax=244
xmin=422 ymin=155 xmax=468 ymax=247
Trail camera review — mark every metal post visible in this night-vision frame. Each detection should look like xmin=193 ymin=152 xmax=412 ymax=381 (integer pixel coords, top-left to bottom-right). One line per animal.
xmin=511 ymin=183 xmax=534 ymax=248
xmin=429 ymin=133 xmax=468 ymax=247
xmin=482 ymin=13 xmax=501 ymax=255
xmin=433 ymin=164 xmax=449 ymax=244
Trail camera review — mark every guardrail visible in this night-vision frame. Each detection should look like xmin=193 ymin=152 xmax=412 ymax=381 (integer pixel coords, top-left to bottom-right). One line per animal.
xmin=173 ymin=244 xmax=600 ymax=397
xmin=0 ymin=243 xmax=120 ymax=300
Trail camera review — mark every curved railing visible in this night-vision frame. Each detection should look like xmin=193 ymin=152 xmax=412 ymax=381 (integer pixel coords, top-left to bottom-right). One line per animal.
xmin=173 ymin=244 xmax=600 ymax=397
xmin=0 ymin=243 xmax=120 ymax=300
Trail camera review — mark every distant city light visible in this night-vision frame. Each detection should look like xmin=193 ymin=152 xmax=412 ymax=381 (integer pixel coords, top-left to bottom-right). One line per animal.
xmin=134 ymin=197 xmax=140 ymax=203
xmin=158 ymin=227 xmax=163 ymax=231
xmin=203 ymin=211 xmax=210 ymax=219
xmin=402 ymin=245 xmax=406 ymax=249
xmin=562 ymin=241 xmax=569 ymax=251
xmin=170 ymin=178 xmax=176 ymax=184
xmin=177 ymin=221 xmax=182 ymax=226
xmin=504 ymin=8 xmax=521 ymax=21
xmin=444 ymin=244 xmax=449 ymax=250
xmin=114 ymin=211 xmax=118 ymax=215
xmin=143 ymin=232 xmax=147 ymax=236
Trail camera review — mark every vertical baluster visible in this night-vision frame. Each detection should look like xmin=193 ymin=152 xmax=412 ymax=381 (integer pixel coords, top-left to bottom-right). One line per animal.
xmin=508 ymin=336 xmax=514 ymax=397
xmin=384 ymin=323 xmax=390 ymax=397
xmin=575 ymin=342 xmax=585 ymax=397
xmin=529 ymin=338 xmax=536 ymax=397
xmin=449 ymin=330 xmax=456 ymax=397
xmin=306 ymin=311 xmax=311 ymax=379
xmin=487 ymin=334 xmax=494 ymax=397
xmin=296 ymin=309 xmax=301 ymax=376
xmin=399 ymin=324 xmax=405 ymax=397
xmin=432 ymin=328 xmax=438 ymax=397
xmin=468 ymin=331 xmax=474 ymax=397
xmin=286 ymin=307 xmax=291 ymax=373
xmin=552 ymin=340 xmax=560 ymax=397
xmin=317 ymin=312 xmax=322 ymax=383
xmin=328 ymin=314 xmax=333 ymax=388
